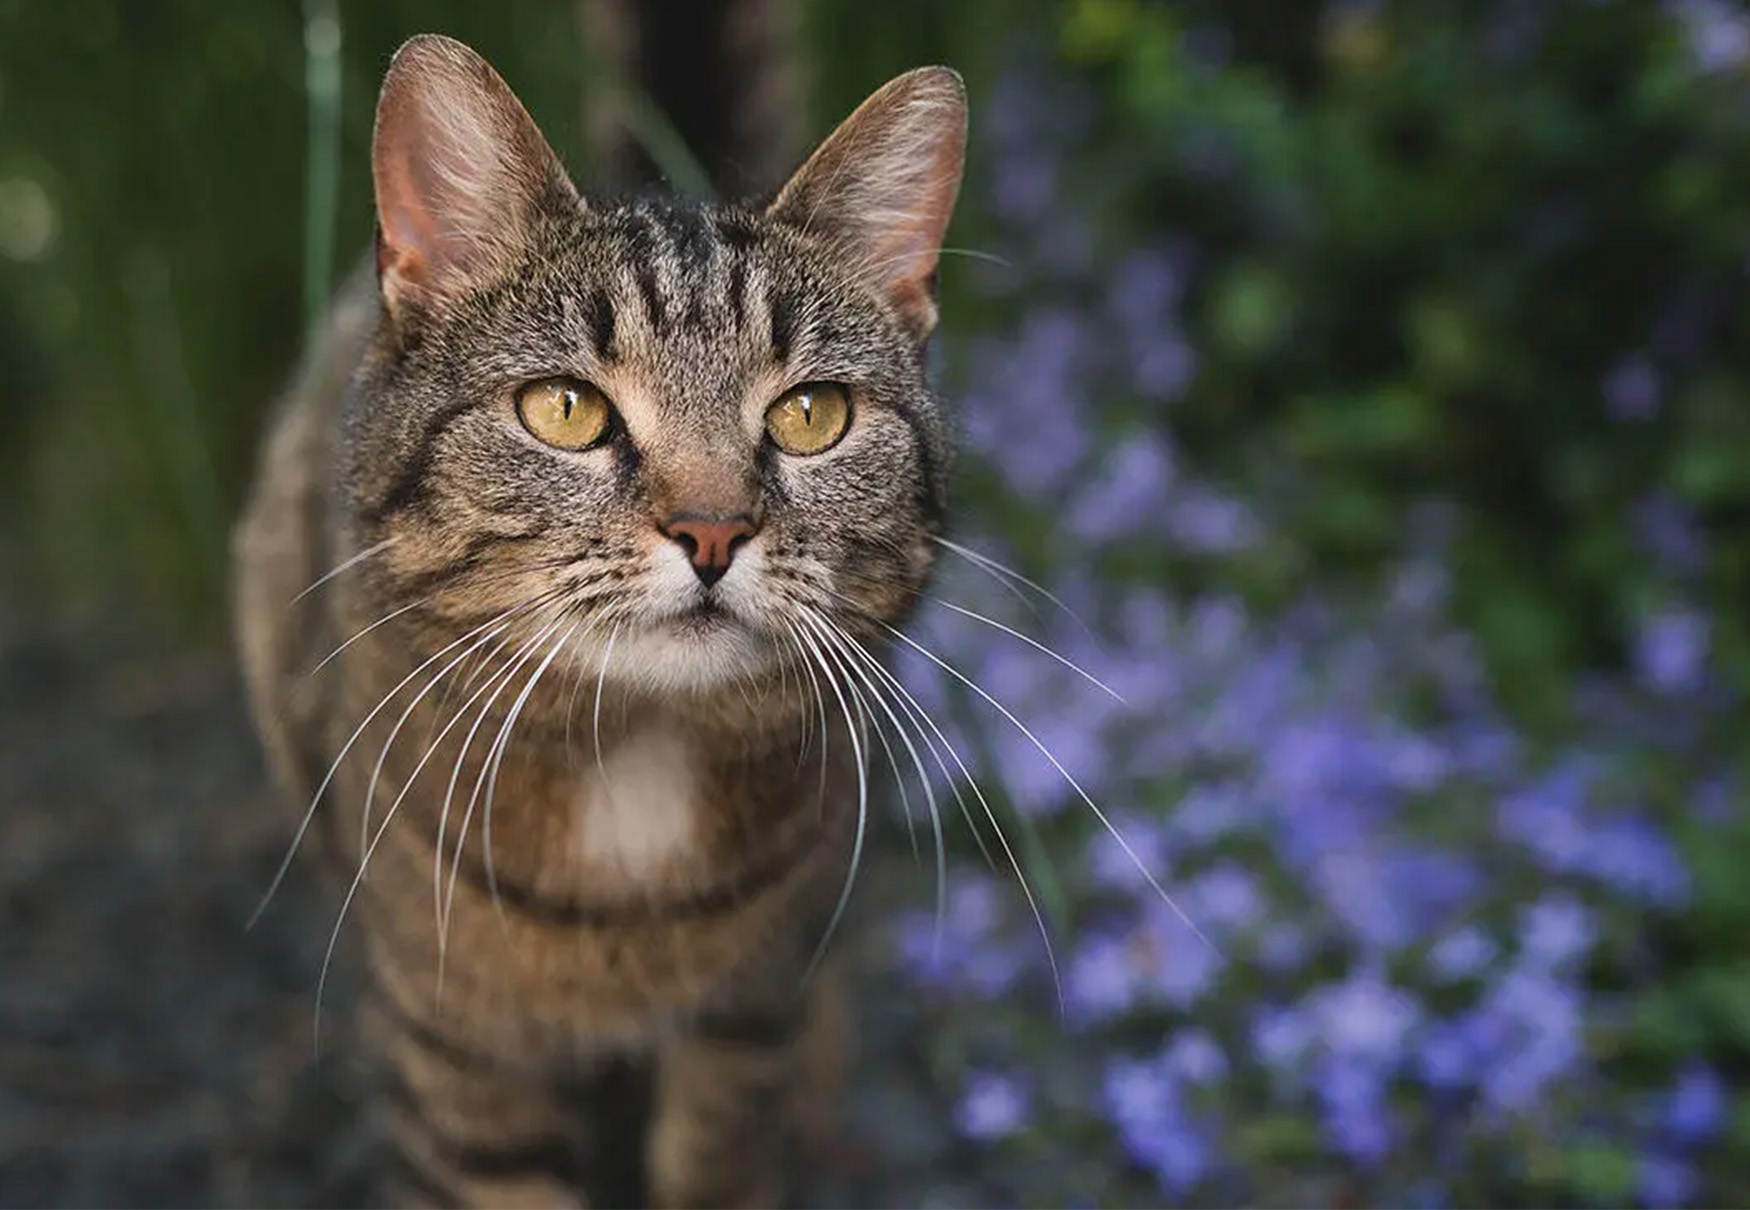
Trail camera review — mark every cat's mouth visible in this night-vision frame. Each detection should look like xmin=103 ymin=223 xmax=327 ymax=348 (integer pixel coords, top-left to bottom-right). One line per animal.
xmin=656 ymin=594 xmax=751 ymax=638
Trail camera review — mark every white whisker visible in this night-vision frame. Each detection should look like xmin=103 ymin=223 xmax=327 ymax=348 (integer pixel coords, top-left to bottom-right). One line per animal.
xmin=931 ymin=535 xmax=1094 ymax=637
xmin=310 ymin=600 xmax=563 ymax=1046
xmin=251 ymin=597 xmax=546 ymax=933
xmin=479 ymin=612 xmax=581 ymax=932
xmin=820 ymin=613 xmax=1060 ymax=995
xmin=289 ymin=537 xmax=398 ymax=605
xmin=875 ymin=614 xmax=1214 ymax=958
xmin=928 ymin=598 xmax=1126 ymax=704
xmin=784 ymin=619 xmax=868 ymax=980
xmin=591 ymin=622 xmax=622 ymax=794
xmin=434 ymin=611 xmax=572 ymax=980
xmin=800 ymin=612 xmax=948 ymax=957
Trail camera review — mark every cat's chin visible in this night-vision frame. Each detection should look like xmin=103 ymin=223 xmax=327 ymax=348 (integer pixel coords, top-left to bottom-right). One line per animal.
xmin=580 ymin=611 xmax=780 ymax=695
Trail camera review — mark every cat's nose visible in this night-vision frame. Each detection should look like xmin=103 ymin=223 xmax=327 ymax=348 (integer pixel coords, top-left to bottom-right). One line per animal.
xmin=660 ymin=513 xmax=758 ymax=588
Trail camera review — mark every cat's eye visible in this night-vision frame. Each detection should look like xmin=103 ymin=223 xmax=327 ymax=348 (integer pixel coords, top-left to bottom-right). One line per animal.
xmin=764 ymin=383 xmax=851 ymax=456
xmin=516 ymin=377 xmax=613 ymax=451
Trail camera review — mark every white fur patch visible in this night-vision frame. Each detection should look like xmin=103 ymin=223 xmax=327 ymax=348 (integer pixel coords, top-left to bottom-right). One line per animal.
xmin=579 ymin=727 xmax=698 ymax=879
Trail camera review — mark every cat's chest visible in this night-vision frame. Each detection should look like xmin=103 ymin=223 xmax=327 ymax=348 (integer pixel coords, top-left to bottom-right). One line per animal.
xmin=573 ymin=726 xmax=701 ymax=880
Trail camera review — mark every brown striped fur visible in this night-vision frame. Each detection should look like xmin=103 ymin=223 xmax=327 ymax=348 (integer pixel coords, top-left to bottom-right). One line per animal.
xmin=231 ymin=29 xmax=965 ymax=1210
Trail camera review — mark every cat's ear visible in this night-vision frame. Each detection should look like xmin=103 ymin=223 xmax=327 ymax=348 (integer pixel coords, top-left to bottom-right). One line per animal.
xmin=768 ymin=66 xmax=967 ymax=341
xmin=372 ymin=34 xmax=580 ymax=320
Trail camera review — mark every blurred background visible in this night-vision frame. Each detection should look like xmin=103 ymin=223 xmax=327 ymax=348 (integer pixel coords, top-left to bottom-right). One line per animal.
xmin=4 ymin=0 xmax=1750 ymax=1205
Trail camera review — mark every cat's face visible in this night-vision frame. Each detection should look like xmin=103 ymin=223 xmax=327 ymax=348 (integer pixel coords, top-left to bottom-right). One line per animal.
xmin=345 ymin=37 xmax=965 ymax=694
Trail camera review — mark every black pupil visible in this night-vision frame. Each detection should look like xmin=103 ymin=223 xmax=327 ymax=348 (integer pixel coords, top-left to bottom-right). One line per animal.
xmin=561 ymin=388 xmax=576 ymax=420
xmin=799 ymin=393 xmax=813 ymax=425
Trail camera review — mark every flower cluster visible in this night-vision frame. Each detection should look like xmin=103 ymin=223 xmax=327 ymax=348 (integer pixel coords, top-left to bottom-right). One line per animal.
xmin=882 ymin=41 xmax=1742 ymax=1210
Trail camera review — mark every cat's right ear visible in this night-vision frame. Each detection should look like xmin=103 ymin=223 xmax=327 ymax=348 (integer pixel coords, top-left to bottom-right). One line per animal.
xmin=372 ymin=35 xmax=580 ymax=321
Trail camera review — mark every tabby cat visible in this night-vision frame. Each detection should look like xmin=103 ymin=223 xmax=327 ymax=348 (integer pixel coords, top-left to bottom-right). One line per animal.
xmin=230 ymin=8 xmax=966 ymax=1208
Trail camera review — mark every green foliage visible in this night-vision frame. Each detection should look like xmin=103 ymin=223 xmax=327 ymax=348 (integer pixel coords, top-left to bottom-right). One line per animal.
xmin=0 ymin=0 xmax=1039 ymax=629
xmin=1060 ymin=0 xmax=1750 ymax=710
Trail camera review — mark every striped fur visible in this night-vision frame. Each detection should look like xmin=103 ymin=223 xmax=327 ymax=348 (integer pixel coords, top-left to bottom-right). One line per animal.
xmin=232 ymin=32 xmax=965 ymax=1209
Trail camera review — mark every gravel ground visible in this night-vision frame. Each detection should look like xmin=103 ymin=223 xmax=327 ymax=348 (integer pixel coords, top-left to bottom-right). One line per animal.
xmin=0 ymin=606 xmax=986 ymax=1208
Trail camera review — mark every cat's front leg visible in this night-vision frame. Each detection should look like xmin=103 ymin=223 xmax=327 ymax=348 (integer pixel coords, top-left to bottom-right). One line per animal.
xmin=647 ymin=993 xmax=815 ymax=1209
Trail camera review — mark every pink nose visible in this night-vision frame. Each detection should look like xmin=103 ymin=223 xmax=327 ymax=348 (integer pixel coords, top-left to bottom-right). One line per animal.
xmin=661 ymin=514 xmax=757 ymax=587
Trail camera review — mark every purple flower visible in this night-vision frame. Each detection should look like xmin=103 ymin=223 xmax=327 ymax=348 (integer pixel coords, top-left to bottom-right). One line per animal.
xmin=1518 ymin=892 xmax=1596 ymax=970
xmin=955 ymin=1070 xmax=1031 ymax=1140
xmin=1663 ymin=1063 xmax=1726 ymax=1142
xmin=1110 ymin=246 xmax=1189 ymax=341
xmin=1602 ymin=353 xmax=1662 ymax=421
xmin=991 ymin=146 xmax=1057 ymax=224
xmin=1101 ymin=1057 xmax=1211 ymax=1194
xmin=1064 ymin=931 xmax=1145 ymax=1024
xmin=1311 ymin=966 xmax=1421 ymax=1064
xmin=1144 ymin=904 xmax=1225 ymax=1008
xmin=1585 ymin=817 xmax=1690 ymax=907
xmin=1166 ymin=485 xmax=1264 ymax=553
xmin=1184 ymin=862 xmax=1263 ymax=936
xmin=1067 ymin=434 xmax=1177 ymax=541
xmin=988 ymin=702 xmax=1105 ymax=816
xmin=1671 ymin=0 xmax=1750 ymax=74
xmin=1632 ymin=494 xmax=1707 ymax=579
xmin=1314 ymin=1057 xmax=1395 ymax=1164
xmin=1633 ymin=606 xmax=1710 ymax=694
xmin=1258 ymin=922 xmax=1312 ymax=972
xmin=1161 ymin=1028 xmax=1228 ymax=1087
xmin=1416 ymin=1018 xmax=1478 ymax=1091
xmin=1252 ymin=1003 xmax=1317 ymax=1075
xmin=1085 ymin=812 xmax=1175 ymax=896
xmin=1496 ymin=756 xmax=1600 ymax=870
xmin=1475 ymin=967 xmax=1586 ymax=1114
xmin=890 ymin=873 xmax=1026 ymax=995
xmin=1428 ymin=925 xmax=1498 ymax=982
xmin=1639 ymin=1151 xmax=1699 ymax=1208
xmin=1107 ymin=246 xmax=1199 ymax=399
xmin=1133 ymin=335 xmax=1198 ymax=399
xmin=1166 ymin=781 xmax=1256 ymax=848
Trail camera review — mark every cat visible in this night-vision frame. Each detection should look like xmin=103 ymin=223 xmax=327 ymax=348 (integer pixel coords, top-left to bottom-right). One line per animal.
xmin=230 ymin=10 xmax=966 ymax=1208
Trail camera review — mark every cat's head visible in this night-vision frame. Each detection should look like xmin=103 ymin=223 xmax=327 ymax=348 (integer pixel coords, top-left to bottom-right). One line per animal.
xmin=345 ymin=35 xmax=965 ymax=694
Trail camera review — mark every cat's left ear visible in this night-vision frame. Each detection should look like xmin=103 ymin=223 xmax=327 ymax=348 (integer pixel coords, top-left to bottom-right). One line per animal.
xmin=767 ymin=67 xmax=967 ymax=342
xmin=372 ymin=34 xmax=581 ymax=322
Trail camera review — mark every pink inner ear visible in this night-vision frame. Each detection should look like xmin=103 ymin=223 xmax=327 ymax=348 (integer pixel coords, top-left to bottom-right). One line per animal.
xmin=766 ymin=67 xmax=966 ymax=338
xmin=369 ymin=35 xmax=581 ymax=314
xmin=376 ymin=152 xmax=442 ymax=288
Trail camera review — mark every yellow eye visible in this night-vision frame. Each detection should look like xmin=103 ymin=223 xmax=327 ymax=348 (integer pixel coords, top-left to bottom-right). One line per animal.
xmin=765 ymin=383 xmax=851 ymax=456
xmin=515 ymin=377 xmax=612 ymax=450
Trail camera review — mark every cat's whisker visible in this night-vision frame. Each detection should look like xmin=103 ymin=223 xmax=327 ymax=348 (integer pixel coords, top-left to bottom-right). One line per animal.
xmin=251 ymin=597 xmax=545 ymax=933
xmin=301 ymin=596 xmax=431 ymax=682
xmin=794 ymin=578 xmax=1002 ymax=869
xmin=783 ymin=628 xmax=819 ymax=775
xmin=480 ymin=610 xmax=582 ymax=935
xmin=817 ymin=611 xmax=1061 ymax=991
xmin=366 ymin=617 xmax=567 ymax=980
xmin=289 ymin=537 xmax=399 ymax=605
xmin=312 ymin=597 xmax=564 ymax=1044
xmin=783 ymin=618 xmax=832 ymax=798
xmin=561 ymin=622 xmax=597 ymax=778
xmin=435 ymin=610 xmax=574 ymax=983
xmin=799 ymin=612 xmax=909 ymax=862
xmin=927 ymin=597 xmax=1127 ymax=704
xmin=800 ymin=611 xmax=948 ymax=948
xmin=591 ymin=622 xmax=622 ymax=795
xmin=929 ymin=535 xmax=1095 ymax=637
xmin=869 ymin=610 xmax=1215 ymax=962
xmin=358 ymin=604 xmax=544 ymax=859
xmin=842 ymin=244 xmax=1013 ymax=300
xmin=783 ymin=618 xmax=868 ymax=979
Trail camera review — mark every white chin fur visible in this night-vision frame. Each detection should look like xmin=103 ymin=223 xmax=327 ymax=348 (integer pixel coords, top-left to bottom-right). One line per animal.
xmin=596 ymin=623 xmax=776 ymax=694
xmin=566 ymin=544 xmax=785 ymax=694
